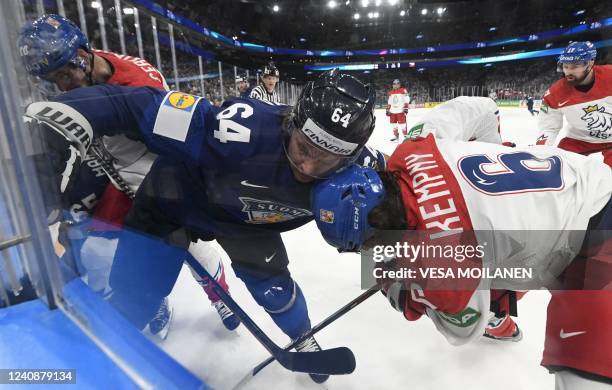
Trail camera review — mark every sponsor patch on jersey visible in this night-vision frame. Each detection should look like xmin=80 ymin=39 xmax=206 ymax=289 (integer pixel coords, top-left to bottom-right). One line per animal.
xmin=239 ymin=197 xmax=312 ymax=224
xmin=166 ymin=92 xmax=197 ymax=111
xmin=404 ymin=123 xmax=424 ymax=141
xmin=319 ymin=209 xmax=335 ymax=223
xmin=437 ymin=307 xmax=481 ymax=328
xmin=153 ymin=91 xmax=202 ymax=142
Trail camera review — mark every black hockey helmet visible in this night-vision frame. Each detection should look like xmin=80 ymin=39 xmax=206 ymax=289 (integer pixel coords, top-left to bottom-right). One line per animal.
xmin=263 ymin=62 xmax=279 ymax=78
xmin=291 ymin=68 xmax=376 ymax=157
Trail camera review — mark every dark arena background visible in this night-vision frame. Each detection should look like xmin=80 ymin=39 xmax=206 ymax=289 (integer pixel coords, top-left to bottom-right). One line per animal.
xmin=0 ymin=1 xmax=610 ymax=389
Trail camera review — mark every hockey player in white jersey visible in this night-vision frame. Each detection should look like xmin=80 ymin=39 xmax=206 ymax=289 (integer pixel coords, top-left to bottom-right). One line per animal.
xmin=250 ymin=62 xmax=281 ymax=104
xmin=313 ymin=134 xmax=611 ymax=388
xmin=386 ymin=79 xmax=410 ymax=141
xmin=404 ymin=96 xmax=523 ymax=341
xmin=405 ymin=96 xmax=502 ymax=143
xmin=536 ymin=41 xmax=611 ymax=165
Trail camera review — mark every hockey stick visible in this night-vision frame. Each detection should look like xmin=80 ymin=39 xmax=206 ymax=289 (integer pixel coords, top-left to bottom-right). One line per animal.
xmin=233 ymin=285 xmax=379 ymax=389
xmin=184 ymin=254 xmax=357 ymax=376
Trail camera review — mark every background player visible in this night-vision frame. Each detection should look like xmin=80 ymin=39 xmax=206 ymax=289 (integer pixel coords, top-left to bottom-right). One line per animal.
xmin=386 ymin=79 xmax=409 ymax=141
xmin=19 ymin=14 xmax=239 ymax=333
xmin=535 ymin=40 xmax=612 ymax=390
xmin=526 ymin=95 xmax=539 ymax=116
xmin=236 ymin=74 xmax=252 ymax=99
xmin=250 ymin=62 xmax=280 ymax=103
xmin=536 ymin=41 xmax=611 ymax=165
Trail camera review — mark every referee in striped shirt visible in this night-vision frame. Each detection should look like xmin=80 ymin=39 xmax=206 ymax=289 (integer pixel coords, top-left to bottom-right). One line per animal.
xmin=250 ymin=62 xmax=281 ymax=104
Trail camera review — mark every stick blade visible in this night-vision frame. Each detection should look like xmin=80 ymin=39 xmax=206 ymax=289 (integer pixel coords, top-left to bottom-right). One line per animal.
xmin=276 ymin=347 xmax=356 ymax=375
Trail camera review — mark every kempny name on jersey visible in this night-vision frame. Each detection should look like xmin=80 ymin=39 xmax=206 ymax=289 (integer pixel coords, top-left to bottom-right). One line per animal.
xmin=404 ymin=153 xmax=465 ymax=240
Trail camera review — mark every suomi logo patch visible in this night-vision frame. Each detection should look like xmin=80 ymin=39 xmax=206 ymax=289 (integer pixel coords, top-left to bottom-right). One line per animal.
xmin=239 ymin=197 xmax=312 ymax=224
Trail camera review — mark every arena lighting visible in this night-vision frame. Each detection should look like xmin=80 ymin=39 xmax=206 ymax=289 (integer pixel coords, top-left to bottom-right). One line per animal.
xmin=489 ymin=26 xmax=497 ymax=31
xmin=328 ymin=0 xmax=337 ymax=8
xmin=421 ymin=8 xmax=428 ymax=15
xmin=361 ymin=0 xmax=369 ymax=7
xmin=122 ymin=7 xmax=134 ymax=14
xmin=354 ymin=13 xmax=360 ymax=19
xmin=367 ymin=12 xmax=373 ymax=18
xmin=436 ymin=7 xmax=446 ymax=15
xmin=574 ymin=9 xmax=586 ymax=16
xmin=375 ymin=0 xmax=382 ymax=6
xmin=374 ymin=12 xmax=379 ymax=18
xmin=346 ymin=0 xmax=350 ymax=4
xmin=90 ymin=1 xmax=100 ymax=8
xmin=400 ymin=10 xmax=405 ymax=16
xmin=232 ymin=35 xmax=238 ymax=40
xmin=388 ymin=0 xmax=398 ymax=5
xmin=272 ymin=4 xmax=279 ymax=12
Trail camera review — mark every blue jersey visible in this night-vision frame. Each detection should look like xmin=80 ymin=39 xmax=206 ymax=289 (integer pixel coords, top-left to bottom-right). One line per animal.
xmin=52 ymin=85 xmax=385 ymax=237
xmin=239 ymin=87 xmax=252 ymax=99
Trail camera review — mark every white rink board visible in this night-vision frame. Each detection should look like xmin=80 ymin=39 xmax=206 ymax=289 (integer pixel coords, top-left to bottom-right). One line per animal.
xmin=156 ymin=107 xmax=555 ymax=390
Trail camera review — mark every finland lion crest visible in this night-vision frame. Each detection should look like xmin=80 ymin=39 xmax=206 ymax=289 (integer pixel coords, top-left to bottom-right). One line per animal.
xmin=581 ymin=104 xmax=612 ymax=139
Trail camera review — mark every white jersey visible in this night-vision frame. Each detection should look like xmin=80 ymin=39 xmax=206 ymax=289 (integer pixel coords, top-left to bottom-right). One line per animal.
xmin=388 ymin=135 xmax=612 ymax=345
xmin=249 ymin=85 xmax=280 ymax=104
xmin=407 ymin=96 xmax=502 ymax=144
xmin=102 ymin=135 xmax=157 ymax=193
xmin=536 ymin=65 xmax=612 ymax=145
xmin=387 ymin=87 xmax=409 ymax=114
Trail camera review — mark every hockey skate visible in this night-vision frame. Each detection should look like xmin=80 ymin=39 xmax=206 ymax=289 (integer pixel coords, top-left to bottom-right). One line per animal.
xmin=483 ymin=314 xmax=523 ymax=342
xmin=212 ymin=299 xmax=241 ymax=330
xmin=293 ymin=335 xmax=330 ymax=383
xmin=148 ymin=297 xmax=173 ymax=340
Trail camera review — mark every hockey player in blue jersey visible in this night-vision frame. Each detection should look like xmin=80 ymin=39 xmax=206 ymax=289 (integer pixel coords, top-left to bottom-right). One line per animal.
xmin=26 ymin=69 xmax=384 ymax=383
xmin=236 ymin=74 xmax=252 ymax=99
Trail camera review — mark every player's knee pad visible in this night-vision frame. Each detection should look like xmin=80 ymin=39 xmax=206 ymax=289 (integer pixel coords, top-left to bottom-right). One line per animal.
xmin=238 ymin=269 xmax=298 ymax=313
xmin=234 ymin=265 xmax=311 ymax=338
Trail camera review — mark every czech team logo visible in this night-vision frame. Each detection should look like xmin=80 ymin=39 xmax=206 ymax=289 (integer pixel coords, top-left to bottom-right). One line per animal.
xmin=581 ymin=104 xmax=611 ymax=140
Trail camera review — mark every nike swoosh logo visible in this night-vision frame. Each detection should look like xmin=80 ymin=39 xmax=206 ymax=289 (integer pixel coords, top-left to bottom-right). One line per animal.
xmin=241 ymin=180 xmax=269 ymax=189
xmin=265 ymin=252 xmax=276 ymax=263
xmin=559 ymin=329 xmax=586 ymax=339
xmin=558 ymin=100 xmax=570 ymax=107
